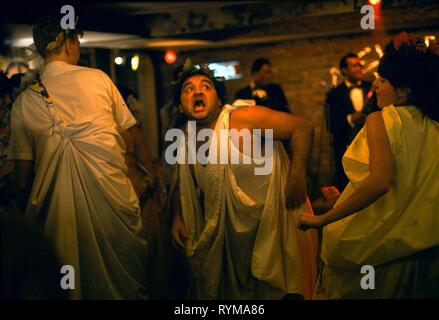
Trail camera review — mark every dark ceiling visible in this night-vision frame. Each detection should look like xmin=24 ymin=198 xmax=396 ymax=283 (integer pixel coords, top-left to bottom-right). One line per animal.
xmin=2 ymin=0 xmax=438 ymax=47
xmin=3 ymin=1 xmax=269 ymax=40
xmin=2 ymin=1 xmax=435 ymax=39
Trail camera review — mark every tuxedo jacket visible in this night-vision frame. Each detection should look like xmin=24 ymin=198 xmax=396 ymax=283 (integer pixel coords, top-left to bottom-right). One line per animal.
xmin=325 ymin=81 xmax=375 ymax=149
xmin=235 ymin=83 xmax=290 ymax=114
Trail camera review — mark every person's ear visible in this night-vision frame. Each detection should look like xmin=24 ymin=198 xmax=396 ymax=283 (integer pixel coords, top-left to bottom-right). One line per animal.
xmin=65 ymin=37 xmax=73 ymax=55
xmin=178 ymin=104 xmax=183 ymax=113
xmin=66 ymin=36 xmax=79 ymax=53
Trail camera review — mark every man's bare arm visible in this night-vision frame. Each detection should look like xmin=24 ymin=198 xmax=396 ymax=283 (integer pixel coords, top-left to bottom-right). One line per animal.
xmin=230 ymin=106 xmax=314 ymax=208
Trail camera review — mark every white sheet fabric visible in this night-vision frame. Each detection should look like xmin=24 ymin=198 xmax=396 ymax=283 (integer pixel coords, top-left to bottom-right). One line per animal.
xmin=179 ymin=101 xmax=318 ymax=299
xmin=8 ymin=61 xmax=148 ymax=299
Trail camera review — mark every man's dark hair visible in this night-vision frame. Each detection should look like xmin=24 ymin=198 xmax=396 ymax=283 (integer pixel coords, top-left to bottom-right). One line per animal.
xmin=33 ymin=15 xmax=83 ymax=57
xmin=339 ymin=53 xmax=359 ymax=71
xmin=172 ymin=66 xmax=227 ymax=107
xmin=251 ymin=58 xmax=271 ymax=74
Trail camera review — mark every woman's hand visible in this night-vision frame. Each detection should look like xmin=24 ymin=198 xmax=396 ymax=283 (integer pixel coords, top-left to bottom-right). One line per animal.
xmin=321 ymin=186 xmax=341 ymax=207
xmin=297 ymin=212 xmax=326 ymax=231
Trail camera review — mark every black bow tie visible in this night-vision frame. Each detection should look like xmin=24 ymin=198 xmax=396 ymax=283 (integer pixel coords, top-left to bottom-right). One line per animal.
xmin=348 ymin=84 xmax=362 ymax=90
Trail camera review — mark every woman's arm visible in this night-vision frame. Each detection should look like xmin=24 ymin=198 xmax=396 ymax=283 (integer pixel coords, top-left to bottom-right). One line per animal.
xmin=298 ymin=111 xmax=393 ymax=230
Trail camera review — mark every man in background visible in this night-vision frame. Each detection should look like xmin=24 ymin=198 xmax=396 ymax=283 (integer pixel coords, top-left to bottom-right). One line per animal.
xmin=325 ymin=53 xmax=373 ymax=190
xmin=235 ymin=57 xmax=290 ymax=114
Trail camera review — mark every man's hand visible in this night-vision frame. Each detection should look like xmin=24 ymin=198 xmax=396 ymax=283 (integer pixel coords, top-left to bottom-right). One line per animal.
xmin=171 ymin=212 xmax=188 ymax=251
xmin=297 ymin=212 xmax=325 ymax=231
xmin=285 ymin=168 xmax=307 ymax=210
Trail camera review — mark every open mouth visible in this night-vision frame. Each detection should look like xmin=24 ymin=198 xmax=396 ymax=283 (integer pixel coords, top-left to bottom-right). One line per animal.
xmin=193 ymin=98 xmax=206 ymax=112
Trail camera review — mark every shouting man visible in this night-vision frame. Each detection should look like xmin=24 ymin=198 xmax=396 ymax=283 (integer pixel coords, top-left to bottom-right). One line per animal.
xmin=170 ymin=60 xmax=318 ymax=299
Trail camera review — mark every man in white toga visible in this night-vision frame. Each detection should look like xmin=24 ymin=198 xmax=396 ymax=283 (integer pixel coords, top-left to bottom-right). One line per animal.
xmin=170 ymin=60 xmax=318 ymax=299
xmin=8 ymin=15 xmax=148 ymax=299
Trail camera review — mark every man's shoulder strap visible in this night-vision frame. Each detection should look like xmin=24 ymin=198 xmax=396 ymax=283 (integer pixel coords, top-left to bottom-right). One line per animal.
xmin=28 ymin=77 xmax=53 ymax=107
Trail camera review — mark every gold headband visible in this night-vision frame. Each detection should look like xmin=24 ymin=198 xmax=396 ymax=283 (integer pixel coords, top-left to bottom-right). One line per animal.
xmin=45 ymin=16 xmax=79 ymax=52
xmin=46 ymin=30 xmax=67 ymax=51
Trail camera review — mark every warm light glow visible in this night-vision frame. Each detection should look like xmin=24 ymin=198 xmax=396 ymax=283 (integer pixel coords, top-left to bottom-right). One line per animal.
xmin=164 ymin=50 xmax=177 ymax=64
xmin=144 ymin=39 xmax=211 ymax=48
xmin=363 ymin=60 xmax=380 ymax=74
xmin=425 ymin=35 xmax=436 ymax=47
xmin=114 ymin=56 xmax=123 ymax=65
xmin=131 ymin=54 xmax=140 ymax=71
xmin=368 ymin=0 xmax=381 ymax=5
xmin=374 ymin=44 xmax=383 ymax=58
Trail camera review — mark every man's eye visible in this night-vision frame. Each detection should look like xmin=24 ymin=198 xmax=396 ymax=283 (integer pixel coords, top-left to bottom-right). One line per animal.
xmin=185 ymin=87 xmax=193 ymax=92
xmin=203 ymin=85 xmax=210 ymax=90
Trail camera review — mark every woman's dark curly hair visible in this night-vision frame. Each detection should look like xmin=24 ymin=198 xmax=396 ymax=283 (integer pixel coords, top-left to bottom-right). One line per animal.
xmin=378 ymin=39 xmax=439 ymax=122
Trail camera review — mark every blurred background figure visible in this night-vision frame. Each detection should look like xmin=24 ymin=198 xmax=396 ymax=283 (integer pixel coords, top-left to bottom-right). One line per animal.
xmin=116 ymin=83 xmax=166 ymax=229
xmin=159 ymin=65 xmax=184 ymax=142
xmin=325 ymin=53 xmax=373 ymax=190
xmin=235 ymin=57 xmax=290 ymax=114
xmin=0 ymin=71 xmax=14 ymax=211
xmin=117 ymin=83 xmax=183 ymax=300
xmin=5 ymin=61 xmax=29 ymax=78
xmin=116 ymin=84 xmax=143 ymax=126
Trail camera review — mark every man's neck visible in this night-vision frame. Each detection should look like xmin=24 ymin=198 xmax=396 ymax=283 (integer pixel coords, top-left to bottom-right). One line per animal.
xmin=345 ymin=78 xmax=362 ymax=87
xmin=196 ymin=115 xmax=219 ymax=133
xmin=251 ymin=77 xmax=266 ymax=88
xmin=44 ymin=56 xmax=73 ymax=66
